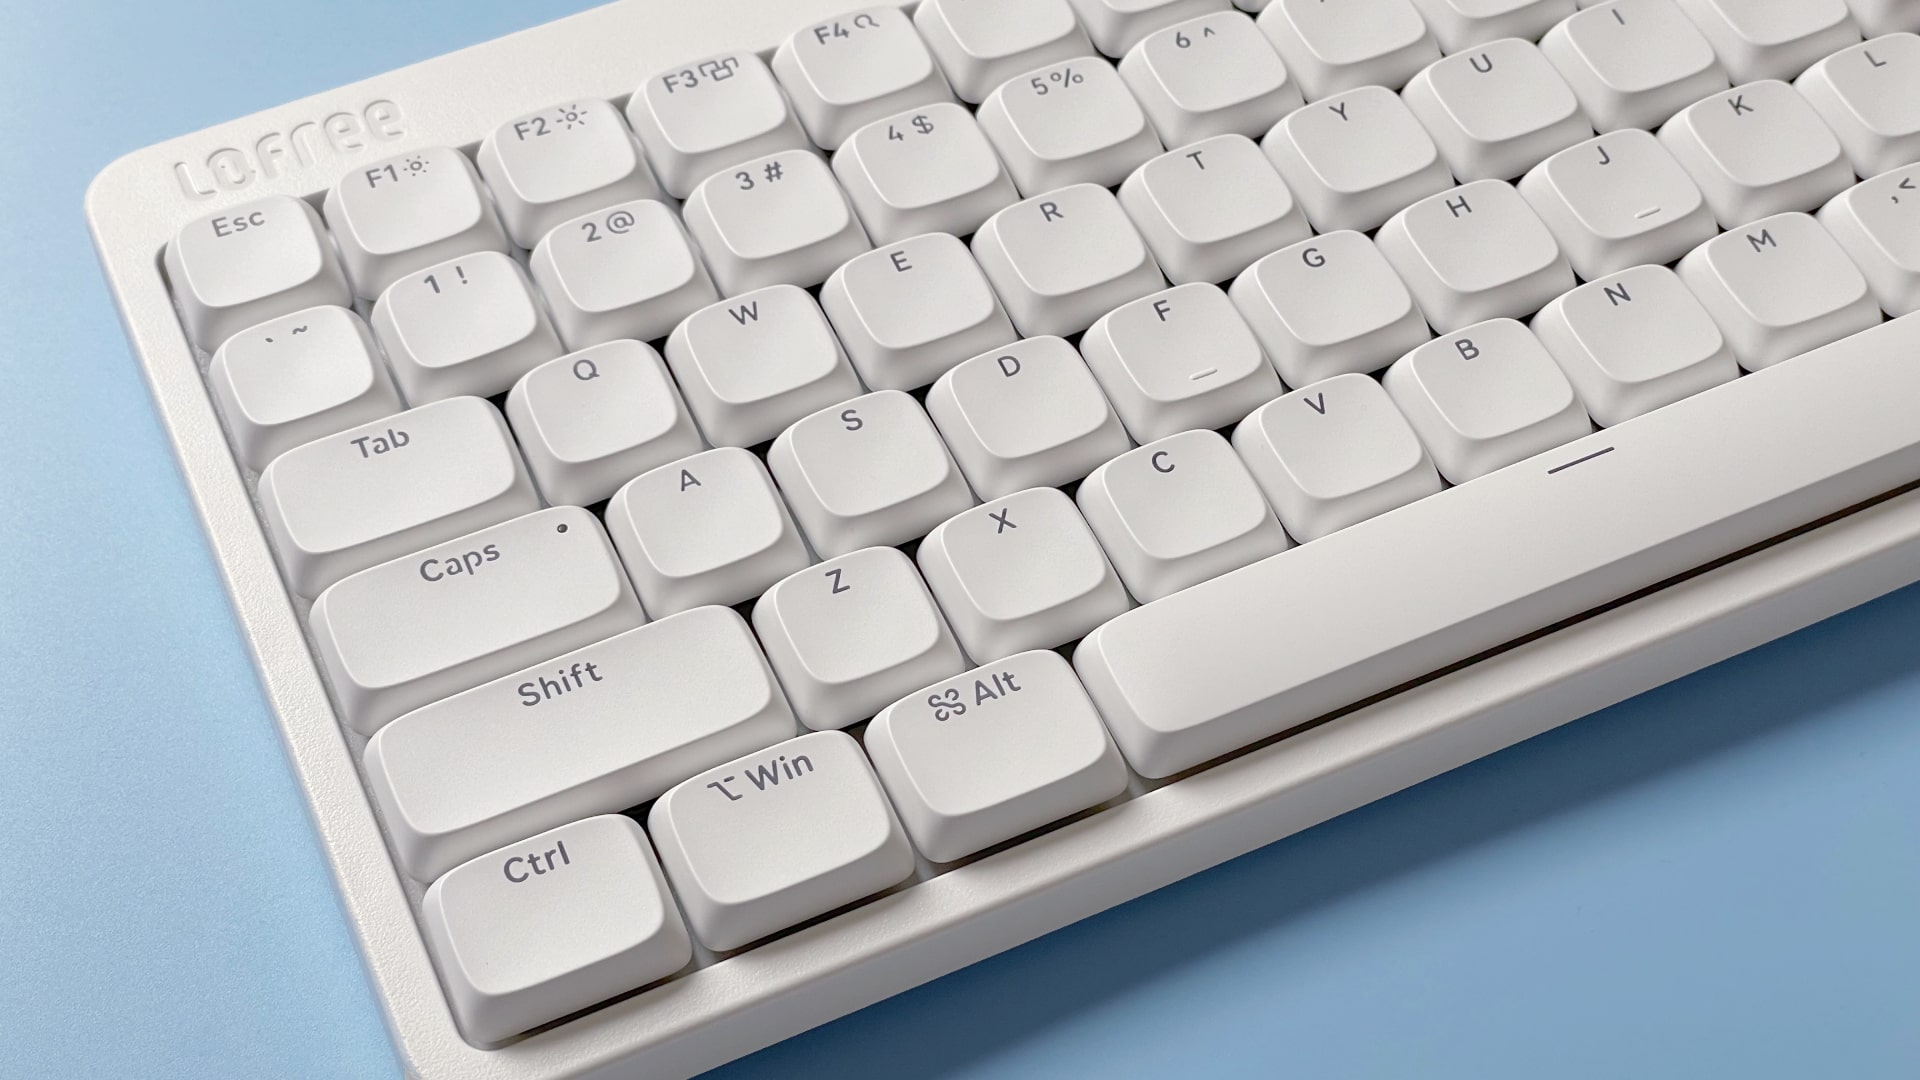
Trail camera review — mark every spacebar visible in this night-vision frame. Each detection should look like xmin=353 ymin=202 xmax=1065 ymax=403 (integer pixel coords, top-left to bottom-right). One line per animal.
xmin=1075 ymin=315 xmax=1920 ymax=778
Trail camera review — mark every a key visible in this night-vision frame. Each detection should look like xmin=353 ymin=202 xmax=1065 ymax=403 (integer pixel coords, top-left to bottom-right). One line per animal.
xmin=1408 ymin=0 xmax=1577 ymax=51
xmin=1659 ymin=80 xmax=1856 ymax=226
xmin=1676 ymin=211 xmax=1882 ymax=370
xmin=370 ymin=251 xmax=562 ymax=403
xmin=866 ymin=650 xmax=1130 ymax=862
xmin=918 ymin=487 xmax=1132 ymax=661
xmin=928 ymin=337 xmax=1134 ymax=499
xmin=1820 ymin=164 xmax=1920 ymax=315
xmin=650 ymin=730 xmax=916 ymax=951
xmin=504 ymin=341 xmax=706 ymax=507
xmin=1255 ymin=0 xmax=1442 ymax=99
xmin=164 ymin=195 xmax=352 ymax=352
xmin=663 ymin=286 xmax=863 ymax=448
xmin=1261 ymin=85 xmax=1455 ymax=233
xmin=914 ymin=0 xmax=1100 ymax=103
xmin=972 ymin=184 xmax=1168 ymax=337
xmin=1797 ymin=34 xmax=1920 ymax=178
xmin=624 ymin=51 xmax=811 ymax=198
xmin=529 ymin=200 xmax=719 ymax=349
xmin=1532 ymin=263 xmax=1739 ymax=425
xmin=1674 ymin=0 xmax=1862 ymax=83
xmin=366 ymin=607 xmax=796 ymax=882
xmin=206 ymin=306 xmax=400 ymax=471
xmin=768 ymin=390 xmax=976 ymax=557
xmin=1402 ymin=38 xmax=1594 ymax=182
xmin=820 ymin=233 xmax=1018 ymax=391
xmin=1519 ymin=129 xmax=1718 ymax=279
xmin=1847 ymin=0 xmax=1920 ymax=36
xmin=833 ymin=103 xmax=1020 ymax=244
xmin=605 ymin=446 xmax=811 ymax=616
xmin=1078 ymin=429 xmax=1291 ymax=600
xmin=475 ymin=99 xmax=663 ymax=248
xmin=1541 ymin=0 xmax=1730 ymax=132
xmin=322 ymin=147 xmax=509 ymax=300
xmin=1080 ymin=282 xmax=1282 ymax=442
xmin=752 ymin=547 xmax=968 ymax=730
xmin=1229 ymin=230 xmax=1433 ymax=386
xmin=311 ymin=506 xmax=645 ymax=733
xmin=976 ymin=57 xmax=1164 ymax=194
xmin=421 ymin=816 xmax=690 ymax=1045
xmin=258 ymin=396 xmax=537 ymax=597
xmin=1232 ymin=373 xmax=1443 ymax=541
xmin=1383 ymin=319 xmax=1593 ymax=483
xmin=1069 ymin=0 xmax=1234 ymax=55
xmin=1377 ymin=179 xmax=1576 ymax=333
xmin=682 ymin=150 xmax=871 ymax=294
xmin=1118 ymin=134 xmax=1312 ymax=285
xmin=772 ymin=7 xmax=957 ymax=150
xmin=1118 ymin=11 xmax=1305 ymax=146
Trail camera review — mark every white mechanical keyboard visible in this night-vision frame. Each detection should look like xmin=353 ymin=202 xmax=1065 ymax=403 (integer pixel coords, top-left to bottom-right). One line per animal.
xmin=87 ymin=0 xmax=1920 ymax=1075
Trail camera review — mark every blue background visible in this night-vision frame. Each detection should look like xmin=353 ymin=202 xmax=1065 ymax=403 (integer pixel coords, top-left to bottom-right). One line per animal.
xmin=3 ymin=3 xmax=1917 ymax=1077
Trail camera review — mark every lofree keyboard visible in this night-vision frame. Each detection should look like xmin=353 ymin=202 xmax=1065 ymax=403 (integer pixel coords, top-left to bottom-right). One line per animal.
xmin=87 ymin=0 xmax=1920 ymax=1075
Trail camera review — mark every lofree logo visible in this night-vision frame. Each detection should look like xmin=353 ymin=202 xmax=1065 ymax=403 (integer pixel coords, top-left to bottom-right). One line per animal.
xmin=169 ymin=99 xmax=407 ymax=201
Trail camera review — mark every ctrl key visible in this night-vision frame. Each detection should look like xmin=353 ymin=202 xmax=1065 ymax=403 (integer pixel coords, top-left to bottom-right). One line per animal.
xmin=421 ymin=815 xmax=691 ymax=1045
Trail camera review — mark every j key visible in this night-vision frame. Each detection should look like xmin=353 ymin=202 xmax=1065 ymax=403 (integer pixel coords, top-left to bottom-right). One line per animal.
xmin=1541 ymin=0 xmax=1730 ymax=132
xmin=972 ymin=184 xmax=1168 ymax=338
xmin=664 ymin=286 xmax=863 ymax=448
xmin=1659 ymin=81 xmax=1855 ymax=227
xmin=206 ymin=306 xmax=400 ymax=472
xmin=821 ymin=233 xmax=1017 ymax=391
xmin=1408 ymin=0 xmax=1577 ymax=51
xmin=1797 ymin=34 xmax=1920 ymax=177
xmin=682 ymin=150 xmax=872 ymax=294
xmin=504 ymin=341 xmax=706 ymax=507
xmin=1118 ymin=11 xmax=1304 ymax=145
xmin=1256 ymin=0 xmax=1441 ymax=99
xmin=1377 ymin=179 xmax=1576 ymax=333
xmin=1080 ymin=282 xmax=1282 ymax=442
xmin=1118 ymin=134 xmax=1312 ymax=285
xmin=1532 ymin=264 xmax=1739 ymax=425
xmin=976 ymin=57 xmax=1164 ymax=195
xmin=475 ymin=99 xmax=663 ymax=248
xmin=914 ymin=0 xmax=1099 ymax=103
xmin=832 ymin=103 xmax=1021 ymax=243
xmin=529 ymin=200 xmax=719 ymax=349
xmin=1519 ymin=129 xmax=1717 ymax=279
xmin=1676 ymin=211 xmax=1882 ymax=370
xmin=322 ymin=146 xmax=509 ymax=300
xmin=773 ymin=6 xmax=957 ymax=150
xmin=310 ymin=506 xmax=645 ymax=734
xmin=370 ymin=251 xmax=562 ymax=403
xmin=1820 ymin=164 xmax=1920 ymax=315
xmin=650 ymin=730 xmax=916 ymax=951
xmin=1229 ymin=230 xmax=1433 ymax=386
xmin=625 ymin=51 xmax=810 ymax=198
xmin=928 ymin=336 xmax=1134 ymax=499
xmin=1401 ymin=37 xmax=1594 ymax=182
xmin=1262 ymin=85 xmax=1455 ymax=233
xmin=165 ymin=195 xmax=352 ymax=352
xmin=258 ymin=396 xmax=537 ymax=597
xmin=1674 ymin=0 xmax=1862 ymax=83
xmin=1069 ymin=0 xmax=1233 ymax=56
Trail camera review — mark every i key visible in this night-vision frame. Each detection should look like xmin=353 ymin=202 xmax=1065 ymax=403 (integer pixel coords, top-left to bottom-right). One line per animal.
xmin=165 ymin=195 xmax=352 ymax=351
xmin=1377 ymin=179 xmax=1575 ymax=333
xmin=1541 ymin=0 xmax=1730 ymax=133
xmin=973 ymin=184 xmax=1168 ymax=338
xmin=323 ymin=146 xmax=510 ymax=300
xmin=625 ymin=51 xmax=810 ymax=198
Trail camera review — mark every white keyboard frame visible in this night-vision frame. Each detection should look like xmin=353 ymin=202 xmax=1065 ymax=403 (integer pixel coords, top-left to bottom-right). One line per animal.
xmin=86 ymin=2 xmax=1920 ymax=1077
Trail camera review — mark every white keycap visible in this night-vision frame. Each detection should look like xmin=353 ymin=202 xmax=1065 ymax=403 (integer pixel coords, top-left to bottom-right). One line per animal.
xmin=1848 ymin=0 xmax=1920 ymax=36
xmin=530 ymin=200 xmax=719 ymax=349
xmin=914 ymin=0 xmax=1100 ymax=103
xmin=773 ymin=7 xmax=957 ymax=150
xmin=928 ymin=337 xmax=1134 ymax=498
xmin=504 ymin=341 xmax=706 ymax=507
xmin=605 ymin=447 xmax=812 ymax=616
xmin=1256 ymin=0 xmax=1442 ymax=99
xmin=1078 ymin=429 xmax=1290 ymax=600
xmin=682 ymin=150 xmax=870 ymax=294
xmin=866 ymin=650 xmax=1129 ymax=862
xmin=1402 ymin=38 xmax=1594 ymax=182
xmin=820 ymin=233 xmax=1018 ymax=390
xmin=1118 ymin=134 xmax=1312 ymax=285
xmin=367 ymin=607 xmax=796 ymax=882
xmin=1409 ymin=0 xmax=1576 ymax=50
xmin=977 ymin=57 xmax=1164 ymax=194
xmin=1532 ymin=263 xmax=1739 ymax=425
xmin=1797 ymin=34 xmax=1920 ymax=178
xmin=1261 ymin=85 xmax=1455 ymax=233
xmin=625 ymin=52 xmax=811 ymax=198
xmin=972 ymin=184 xmax=1168 ymax=337
xmin=768 ymin=390 xmax=976 ymax=557
xmin=1118 ymin=11 xmax=1305 ymax=145
xmin=1821 ymin=164 xmax=1920 ymax=314
xmin=753 ymin=547 xmax=968 ymax=730
xmin=421 ymin=816 xmax=690 ymax=1045
xmin=1069 ymin=0 xmax=1233 ymax=55
xmin=475 ymin=99 xmax=663 ymax=248
xmin=311 ymin=506 xmax=645 ymax=734
xmin=1383 ymin=319 xmax=1592 ymax=483
xmin=664 ymin=286 xmax=863 ymax=448
xmin=322 ymin=147 xmax=509 ymax=300
xmin=164 ymin=195 xmax=352 ymax=351
xmin=1518 ymin=130 xmax=1717 ymax=279
xmin=370 ymin=251 xmax=562 ymax=403
xmin=1541 ymin=0 xmax=1730 ymax=132
xmin=258 ymin=397 xmax=537 ymax=597
xmin=1659 ymin=81 xmax=1856 ymax=226
xmin=1377 ymin=179 xmax=1576 ymax=333
xmin=833 ymin=103 xmax=1021 ymax=243
xmin=1080 ymin=283 xmax=1282 ymax=442
xmin=650 ymin=730 xmax=916 ymax=951
xmin=206 ymin=306 xmax=400 ymax=472
xmin=920 ymin=495 xmax=1132 ymax=677
xmin=1674 ymin=0 xmax=1861 ymax=83
xmin=1232 ymin=373 xmax=1443 ymax=541
xmin=1229 ymin=231 xmax=1434 ymax=386
xmin=1676 ymin=211 xmax=1882 ymax=370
